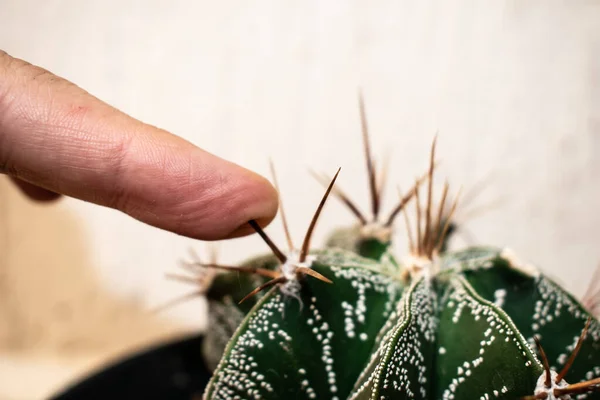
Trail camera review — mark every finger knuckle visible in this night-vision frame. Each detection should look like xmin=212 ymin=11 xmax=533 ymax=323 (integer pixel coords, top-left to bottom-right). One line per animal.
xmin=104 ymin=134 xmax=135 ymax=211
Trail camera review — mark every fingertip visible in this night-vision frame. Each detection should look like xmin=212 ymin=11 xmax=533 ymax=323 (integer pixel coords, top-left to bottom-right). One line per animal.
xmin=218 ymin=172 xmax=279 ymax=240
xmin=158 ymin=153 xmax=280 ymax=241
xmin=222 ymin=215 xmax=276 ymax=240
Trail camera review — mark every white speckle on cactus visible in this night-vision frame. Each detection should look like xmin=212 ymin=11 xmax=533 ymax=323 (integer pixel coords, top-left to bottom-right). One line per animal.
xmin=493 ymin=289 xmax=506 ymax=307
xmin=440 ymin=277 xmax=539 ymax=399
xmin=329 ymin=264 xmax=399 ymax=340
xmin=529 ymin=276 xmax=600 ymax=368
xmin=439 ymin=347 xmax=446 ymax=354
xmin=342 ymin=301 xmax=357 ymax=338
xmin=203 ymin=297 xmax=246 ymax=371
xmin=586 ymin=370 xmax=594 ymax=380
xmin=533 ymin=370 xmax=571 ymax=400
xmin=208 ymin=295 xmax=282 ymax=399
xmin=307 ymin=295 xmax=339 ymax=396
xmin=349 ymin=278 xmax=436 ymax=399
xmin=584 ymin=366 xmax=600 ymax=382
xmin=500 ymin=248 xmax=540 ymax=277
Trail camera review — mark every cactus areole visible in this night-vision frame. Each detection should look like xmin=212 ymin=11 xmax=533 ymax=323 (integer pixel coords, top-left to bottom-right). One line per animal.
xmin=167 ymin=97 xmax=599 ymax=399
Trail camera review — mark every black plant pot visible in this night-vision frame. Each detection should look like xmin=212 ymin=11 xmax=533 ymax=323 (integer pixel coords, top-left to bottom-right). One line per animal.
xmin=49 ymin=333 xmax=212 ymax=400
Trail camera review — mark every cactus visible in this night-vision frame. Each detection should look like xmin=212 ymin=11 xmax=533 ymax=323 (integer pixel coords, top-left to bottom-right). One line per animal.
xmin=165 ymin=98 xmax=600 ymax=399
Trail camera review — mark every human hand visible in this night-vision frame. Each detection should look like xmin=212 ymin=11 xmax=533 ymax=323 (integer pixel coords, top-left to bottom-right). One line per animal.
xmin=0 ymin=50 xmax=278 ymax=239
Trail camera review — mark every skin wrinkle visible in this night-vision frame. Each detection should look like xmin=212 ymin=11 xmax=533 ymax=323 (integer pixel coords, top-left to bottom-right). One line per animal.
xmin=8 ymin=59 xmax=72 ymax=127
xmin=104 ymin=139 xmax=134 ymax=212
xmin=136 ymin=178 xmax=229 ymax=238
xmin=96 ymin=131 xmax=251 ymax=237
xmin=7 ymin=119 xmax=117 ymax=194
xmin=1 ymin=62 xmax=74 ymax=185
xmin=6 ymin=74 xmax=145 ymax=206
xmin=167 ymin=151 xmax=196 ymax=236
xmin=94 ymin=119 xmax=138 ymax=211
xmin=169 ymin=162 xmax=230 ymax=218
xmin=218 ymin=177 xmax=264 ymax=219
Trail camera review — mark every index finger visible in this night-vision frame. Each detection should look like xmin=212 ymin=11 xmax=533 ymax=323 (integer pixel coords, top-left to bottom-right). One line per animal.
xmin=0 ymin=51 xmax=279 ymax=240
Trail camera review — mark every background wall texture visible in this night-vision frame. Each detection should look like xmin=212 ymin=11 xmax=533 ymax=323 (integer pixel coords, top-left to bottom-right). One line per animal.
xmin=1 ymin=1 xmax=600 ymax=398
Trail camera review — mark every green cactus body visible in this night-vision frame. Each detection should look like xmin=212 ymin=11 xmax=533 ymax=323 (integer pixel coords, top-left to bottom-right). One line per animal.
xmin=455 ymin=248 xmax=600 ymax=384
xmin=198 ymin=134 xmax=599 ymax=399
xmin=202 ymin=230 xmax=402 ymax=370
xmin=205 ymin=248 xmax=404 ymax=399
xmin=174 ymin=99 xmax=599 ymax=398
xmin=202 ymin=241 xmax=600 ymax=399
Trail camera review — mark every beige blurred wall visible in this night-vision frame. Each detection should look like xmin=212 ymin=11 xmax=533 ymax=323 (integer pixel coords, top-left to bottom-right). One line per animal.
xmin=1 ymin=0 xmax=600 ymax=398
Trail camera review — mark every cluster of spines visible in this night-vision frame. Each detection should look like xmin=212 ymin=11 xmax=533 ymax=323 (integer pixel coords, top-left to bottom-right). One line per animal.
xmin=523 ymin=318 xmax=600 ymax=399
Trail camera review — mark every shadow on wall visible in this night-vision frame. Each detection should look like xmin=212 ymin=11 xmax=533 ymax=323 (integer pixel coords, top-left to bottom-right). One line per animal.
xmin=0 ymin=176 xmax=181 ymax=358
